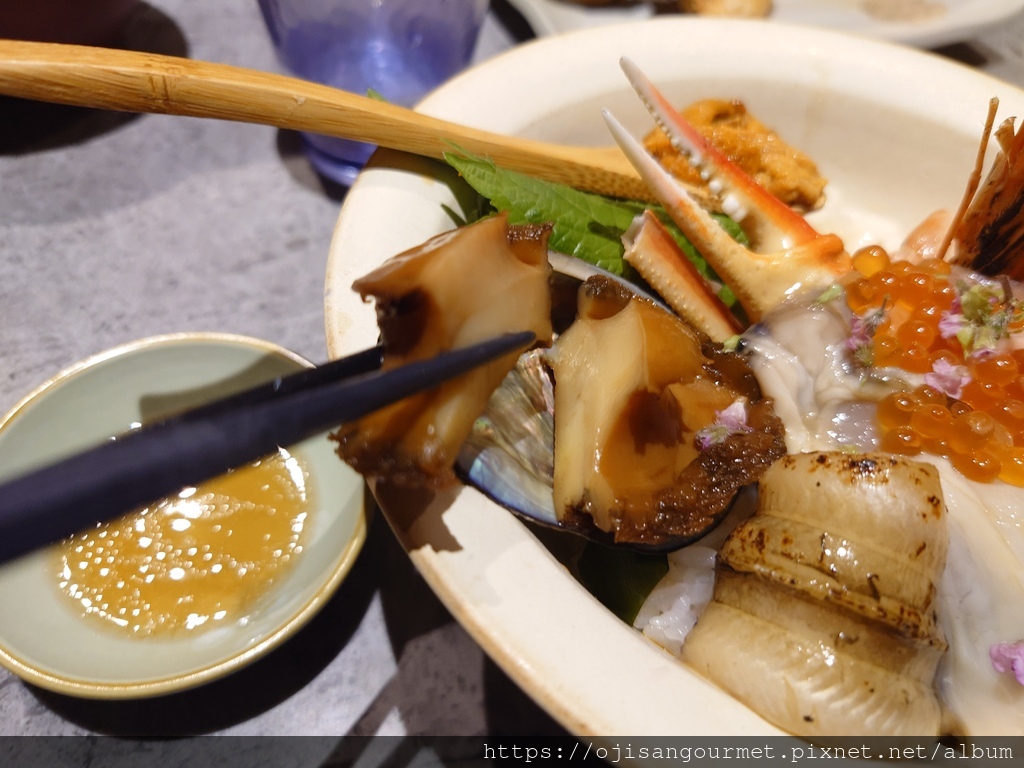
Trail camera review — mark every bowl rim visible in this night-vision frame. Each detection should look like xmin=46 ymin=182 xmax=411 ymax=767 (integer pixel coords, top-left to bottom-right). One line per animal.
xmin=0 ymin=331 xmax=368 ymax=699
xmin=1 ymin=332 xmax=311 ymax=431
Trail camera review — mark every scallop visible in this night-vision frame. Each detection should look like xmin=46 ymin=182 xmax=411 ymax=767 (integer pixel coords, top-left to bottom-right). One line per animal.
xmin=681 ymin=451 xmax=949 ymax=736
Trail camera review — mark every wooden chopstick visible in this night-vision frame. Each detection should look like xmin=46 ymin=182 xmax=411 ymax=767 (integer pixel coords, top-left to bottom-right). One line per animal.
xmin=0 ymin=331 xmax=535 ymax=565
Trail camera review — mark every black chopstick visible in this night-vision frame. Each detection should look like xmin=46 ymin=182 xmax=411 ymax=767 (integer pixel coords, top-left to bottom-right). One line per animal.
xmin=167 ymin=342 xmax=386 ymax=423
xmin=0 ymin=331 xmax=535 ymax=566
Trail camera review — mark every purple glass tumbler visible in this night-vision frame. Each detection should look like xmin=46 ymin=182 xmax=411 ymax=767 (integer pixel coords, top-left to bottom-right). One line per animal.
xmin=258 ymin=0 xmax=489 ymax=186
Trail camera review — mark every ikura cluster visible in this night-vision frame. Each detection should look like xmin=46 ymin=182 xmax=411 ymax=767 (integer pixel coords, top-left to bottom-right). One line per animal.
xmin=843 ymin=246 xmax=1024 ymax=485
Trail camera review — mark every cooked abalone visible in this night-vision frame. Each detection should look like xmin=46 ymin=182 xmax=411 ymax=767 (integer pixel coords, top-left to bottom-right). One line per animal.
xmin=334 ymin=204 xmax=789 ymax=550
xmin=547 ymin=275 xmax=786 ymax=548
xmin=682 ymin=451 xmax=949 ymax=736
xmin=333 ymin=213 xmax=553 ymax=487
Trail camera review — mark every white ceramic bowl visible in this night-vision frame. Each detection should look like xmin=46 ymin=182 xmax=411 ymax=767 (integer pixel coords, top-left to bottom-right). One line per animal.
xmin=0 ymin=333 xmax=367 ymax=698
xmin=325 ymin=18 xmax=1024 ymax=735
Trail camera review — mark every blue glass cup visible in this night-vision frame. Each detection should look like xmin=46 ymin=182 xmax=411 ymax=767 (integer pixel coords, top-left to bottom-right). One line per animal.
xmin=258 ymin=0 xmax=490 ymax=186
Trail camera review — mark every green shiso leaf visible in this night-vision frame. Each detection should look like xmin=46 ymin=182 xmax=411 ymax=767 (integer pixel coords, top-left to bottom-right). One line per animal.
xmin=446 ymin=151 xmax=638 ymax=277
xmin=576 ymin=542 xmax=669 ymax=625
xmin=444 ymin=151 xmax=745 ymax=306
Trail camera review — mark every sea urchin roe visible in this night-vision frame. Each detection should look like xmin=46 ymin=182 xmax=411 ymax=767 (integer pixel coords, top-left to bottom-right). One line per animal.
xmin=55 ymin=448 xmax=310 ymax=637
xmin=845 ymin=247 xmax=1024 ymax=485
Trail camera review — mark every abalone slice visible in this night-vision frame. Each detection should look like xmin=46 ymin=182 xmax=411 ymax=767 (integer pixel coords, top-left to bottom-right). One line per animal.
xmin=333 ymin=213 xmax=553 ymax=487
xmin=546 ymin=275 xmax=786 ymax=548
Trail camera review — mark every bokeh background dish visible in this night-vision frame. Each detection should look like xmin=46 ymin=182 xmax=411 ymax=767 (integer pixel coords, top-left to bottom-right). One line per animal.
xmin=325 ymin=17 xmax=1024 ymax=735
xmin=506 ymin=0 xmax=1024 ymax=48
xmin=0 ymin=332 xmax=367 ymax=699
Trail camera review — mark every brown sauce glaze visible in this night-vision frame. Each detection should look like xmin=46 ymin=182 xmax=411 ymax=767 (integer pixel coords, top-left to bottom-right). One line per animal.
xmin=55 ymin=448 xmax=310 ymax=638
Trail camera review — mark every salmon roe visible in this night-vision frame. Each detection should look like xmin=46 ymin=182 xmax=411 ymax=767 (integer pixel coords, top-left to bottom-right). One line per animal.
xmin=845 ymin=246 xmax=1024 ymax=485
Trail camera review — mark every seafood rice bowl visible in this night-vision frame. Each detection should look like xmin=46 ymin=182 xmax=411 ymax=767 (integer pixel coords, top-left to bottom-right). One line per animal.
xmin=326 ymin=17 xmax=1024 ymax=738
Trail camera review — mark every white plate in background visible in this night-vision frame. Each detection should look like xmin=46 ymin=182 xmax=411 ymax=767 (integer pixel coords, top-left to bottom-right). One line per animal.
xmin=506 ymin=0 xmax=1024 ymax=48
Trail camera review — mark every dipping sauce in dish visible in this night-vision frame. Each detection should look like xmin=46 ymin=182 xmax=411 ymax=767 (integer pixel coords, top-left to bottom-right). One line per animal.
xmin=55 ymin=447 xmax=311 ymax=637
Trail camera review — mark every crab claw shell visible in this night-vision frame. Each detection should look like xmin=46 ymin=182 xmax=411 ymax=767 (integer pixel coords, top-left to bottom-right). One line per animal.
xmin=622 ymin=210 xmax=743 ymax=342
xmin=619 ymin=57 xmax=819 ymax=251
xmin=606 ymin=60 xmax=850 ymax=322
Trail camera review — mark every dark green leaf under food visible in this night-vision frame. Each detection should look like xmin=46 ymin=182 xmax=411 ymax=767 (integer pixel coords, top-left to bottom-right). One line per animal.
xmin=446 ymin=152 xmax=638 ymax=277
xmin=576 ymin=542 xmax=669 ymax=625
xmin=444 ymin=152 xmax=747 ymax=307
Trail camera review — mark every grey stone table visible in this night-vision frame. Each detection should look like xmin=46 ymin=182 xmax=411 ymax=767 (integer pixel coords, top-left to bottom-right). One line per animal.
xmin=0 ymin=0 xmax=554 ymax=745
xmin=1 ymin=0 xmax=1023 ymax=750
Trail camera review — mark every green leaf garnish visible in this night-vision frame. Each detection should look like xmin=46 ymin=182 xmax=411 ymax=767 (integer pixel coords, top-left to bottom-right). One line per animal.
xmin=953 ymin=279 xmax=1024 ymax=355
xmin=722 ymin=334 xmax=743 ymax=353
xmin=576 ymin=542 xmax=669 ymax=625
xmin=444 ymin=151 xmax=746 ymax=304
xmin=816 ymin=284 xmax=844 ymax=305
xmin=446 ymin=152 xmax=639 ymax=276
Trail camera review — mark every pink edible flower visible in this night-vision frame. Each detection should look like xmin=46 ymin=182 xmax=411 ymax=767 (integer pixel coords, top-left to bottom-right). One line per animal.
xmin=924 ymin=358 xmax=971 ymax=399
xmin=845 ymin=316 xmax=874 ymax=367
xmin=990 ymin=641 xmax=1024 ymax=685
xmin=938 ymin=309 xmax=964 ymax=340
xmin=718 ymin=400 xmax=750 ymax=431
xmin=696 ymin=399 xmax=752 ymax=450
xmin=846 ymin=315 xmax=872 ymax=351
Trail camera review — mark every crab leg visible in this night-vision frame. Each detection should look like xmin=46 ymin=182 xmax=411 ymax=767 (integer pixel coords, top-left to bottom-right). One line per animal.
xmin=605 ymin=59 xmax=850 ymax=323
xmin=623 ymin=210 xmax=743 ymax=342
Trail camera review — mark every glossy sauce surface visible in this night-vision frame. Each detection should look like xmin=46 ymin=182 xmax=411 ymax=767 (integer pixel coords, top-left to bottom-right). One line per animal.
xmin=56 ymin=448 xmax=310 ymax=637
